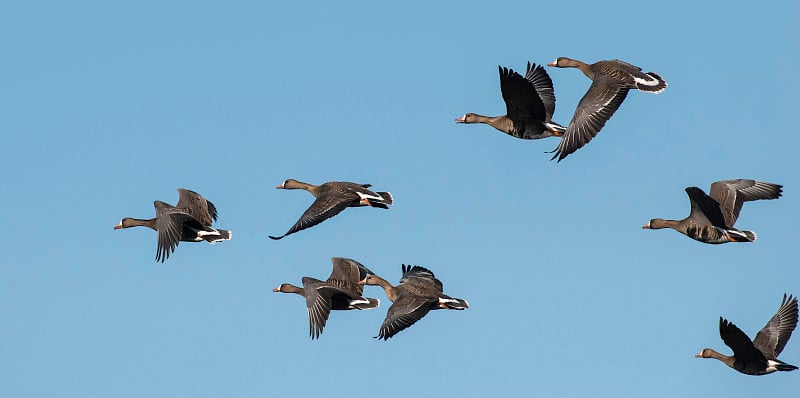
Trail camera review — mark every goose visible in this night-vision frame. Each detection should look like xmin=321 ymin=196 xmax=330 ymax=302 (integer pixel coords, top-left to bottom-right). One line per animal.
xmin=269 ymin=179 xmax=393 ymax=240
xmin=643 ymin=179 xmax=782 ymax=244
xmin=361 ymin=264 xmax=468 ymax=340
xmin=546 ymin=57 xmax=667 ymax=161
xmin=114 ymin=188 xmax=232 ymax=262
xmin=273 ymin=257 xmax=380 ymax=339
xmin=696 ymin=294 xmax=798 ymax=375
xmin=455 ymin=62 xmax=566 ymax=140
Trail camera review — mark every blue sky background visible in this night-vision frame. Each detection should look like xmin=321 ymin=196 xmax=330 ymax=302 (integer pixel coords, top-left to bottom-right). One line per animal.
xmin=2 ymin=1 xmax=798 ymax=397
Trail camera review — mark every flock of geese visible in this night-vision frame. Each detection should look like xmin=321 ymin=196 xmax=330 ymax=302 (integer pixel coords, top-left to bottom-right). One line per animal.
xmin=114 ymin=56 xmax=796 ymax=375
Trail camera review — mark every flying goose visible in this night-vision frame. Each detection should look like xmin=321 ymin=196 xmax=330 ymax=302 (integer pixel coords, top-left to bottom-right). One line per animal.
xmin=269 ymin=179 xmax=393 ymax=240
xmin=455 ymin=62 xmax=566 ymax=140
xmin=114 ymin=188 xmax=231 ymax=262
xmin=546 ymin=57 xmax=667 ymax=161
xmin=643 ymin=179 xmax=782 ymax=244
xmin=361 ymin=264 xmax=468 ymax=340
xmin=696 ymin=294 xmax=798 ymax=375
xmin=274 ymin=257 xmax=380 ymax=339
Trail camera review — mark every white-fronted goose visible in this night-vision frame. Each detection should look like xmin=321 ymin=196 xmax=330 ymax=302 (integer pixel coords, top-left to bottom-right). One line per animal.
xmin=696 ymin=294 xmax=798 ymax=375
xmin=455 ymin=62 xmax=566 ymax=140
xmin=273 ymin=257 xmax=380 ymax=339
xmin=269 ymin=179 xmax=393 ymax=240
xmin=114 ymin=188 xmax=232 ymax=262
xmin=361 ymin=264 xmax=468 ymax=340
xmin=546 ymin=57 xmax=667 ymax=161
xmin=643 ymin=179 xmax=782 ymax=244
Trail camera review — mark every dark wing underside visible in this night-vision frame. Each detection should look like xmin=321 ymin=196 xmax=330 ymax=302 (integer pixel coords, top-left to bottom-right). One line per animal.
xmin=301 ymin=278 xmax=333 ymax=339
xmin=719 ymin=317 xmax=768 ymax=365
xmin=377 ymin=294 xmax=433 ymax=340
xmin=269 ymin=196 xmax=352 ymax=240
xmin=524 ymin=62 xmax=557 ymax=121
xmin=499 ymin=65 xmax=546 ymax=122
xmin=550 ymin=78 xmax=629 ymax=162
xmin=684 ymin=187 xmax=727 ymax=228
xmin=154 ymin=201 xmax=205 ymax=262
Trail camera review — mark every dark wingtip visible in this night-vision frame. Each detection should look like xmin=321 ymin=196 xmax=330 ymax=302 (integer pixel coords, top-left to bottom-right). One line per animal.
xmin=268 ymin=235 xmax=284 ymax=240
xmin=777 ymin=363 xmax=798 ymax=371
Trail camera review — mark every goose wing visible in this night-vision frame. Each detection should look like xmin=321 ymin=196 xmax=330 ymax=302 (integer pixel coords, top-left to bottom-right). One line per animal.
xmin=524 ymin=62 xmax=557 ymax=120
xmin=154 ymin=200 xmax=203 ymax=262
xmin=709 ymin=180 xmax=782 ymax=227
xmin=720 ymin=317 xmax=767 ymax=365
xmin=684 ymin=187 xmax=727 ymax=228
xmin=550 ymin=77 xmax=629 ymax=162
xmin=269 ymin=195 xmax=352 ymax=240
xmin=753 ymin=294 xmax=798 ymax=358
xmin=499 ymin=65 xmax=546 ymax=121
xmin=376 ymin=292 xmax=433 ymax=340
xmin=176 ymin=188 xmax=217 ymax=226
xmin=328 ymin=257 xmax=375 ymax=295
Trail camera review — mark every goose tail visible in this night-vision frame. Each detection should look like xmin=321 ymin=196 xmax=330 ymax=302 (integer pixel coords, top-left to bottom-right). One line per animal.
xmin=726 ymin=229 xmax=756 ymax=242
xmin=204 ymin=229 xmax=232 ymax=243
xmin=635 ymin=72 xmax=667 ymax=93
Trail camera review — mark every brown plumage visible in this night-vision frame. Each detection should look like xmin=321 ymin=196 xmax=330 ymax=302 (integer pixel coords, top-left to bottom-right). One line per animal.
xmin=273 ymin=257 xmax=380 ymax=339
xmin=362 ymin=264 xmax=468 ymax=340
xmin=269 ymin=179 xmax=393 ymax=240
xmin=696 ymin=294 xmax=798 ymax=375
xmin=547 ymin=57 xmax=667 ymax=161
xmin=643 ymin=179 xmax=782 ymax=244
xmin=455 ymin=62 xmax=566 ymax=140
xmin=114 ymin=188 xmax=232 ymax=262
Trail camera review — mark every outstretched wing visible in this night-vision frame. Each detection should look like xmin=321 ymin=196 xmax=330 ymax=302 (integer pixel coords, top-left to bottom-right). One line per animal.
xmin=719 ymin=317 xmax=767 ymax=365
xmin=376 ymin=294 xmax=433 ymax=340
xmin=154 ymin=200 xmax=203 ymax=262
xmin=709 ymin=180 xmax=782 ymax=227
xmin=550 ymin=78 xmax=629 ymax=162
xmin=524 ymin=62 xmax=557 ymax=120
xmin=684 ymin=187 xmax=727 ymax=228
xmin=269 ymin=196 xmax=351 ymax=240
xmin=499 ymin=65 xmax=546 ymax=121
xmin=753 ymin=294 xmax=798 ymax=358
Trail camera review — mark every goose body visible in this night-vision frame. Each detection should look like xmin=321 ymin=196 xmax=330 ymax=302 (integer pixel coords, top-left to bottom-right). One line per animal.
xmin=546 ymin=57 xmax=667 ymax=161
xmin=696 ymin=294 xmax=798 ymax=375
xmin=114 ymin=188 xmax=232 ymax=262
xmin=643 ymin=179 xmax=782 ymax=244
xmin=456 ymin=62 xmax=566 ymax=140
xmin=362 ymin=264 xmax=468 ymax=340
xmin=274 ymin=257 xmax=380 ymax=339
xmin=269 ymin=179 xmax=393 ymax=240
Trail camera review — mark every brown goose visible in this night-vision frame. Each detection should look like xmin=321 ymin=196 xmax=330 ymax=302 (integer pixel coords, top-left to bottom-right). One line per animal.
xmin=273 ymin=257 xmax=380 ymax=339
xmin=455 ymin=62 xmax=566 ymax=139
xmin=643 ymin=179 xmax=782 ymax=244
xmin=114 ymin=188 xmax=232 ymax=262
xmin=546 ymin=57 xmax=667 ymax=161
xmin=361 ymin=264 xmax=468 ymax=340
xmin=696 ymin=294 xmax=798 ymax=375
xmin=269 ymin=179 xmax=393 ymax=240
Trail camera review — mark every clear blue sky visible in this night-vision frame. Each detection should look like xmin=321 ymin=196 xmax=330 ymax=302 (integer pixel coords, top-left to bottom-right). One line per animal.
xmin=2 ymin=1 xmax=798 ymax=397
